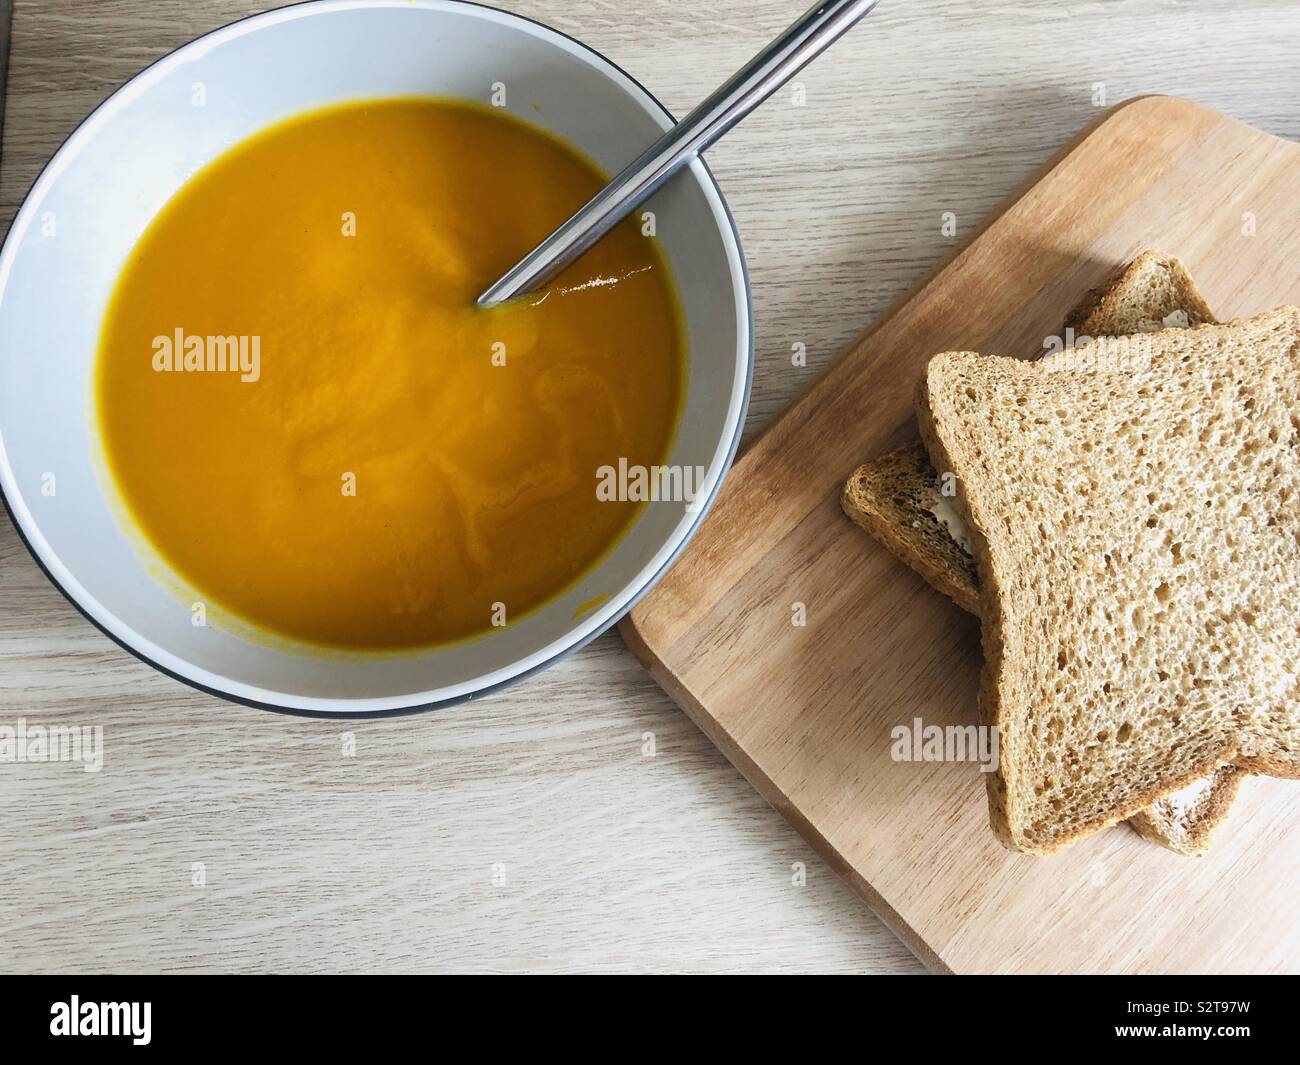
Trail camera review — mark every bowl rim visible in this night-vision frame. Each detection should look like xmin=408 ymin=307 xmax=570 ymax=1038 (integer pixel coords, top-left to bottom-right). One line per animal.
xmin=0 ymin=0 xmax=754 ymax=718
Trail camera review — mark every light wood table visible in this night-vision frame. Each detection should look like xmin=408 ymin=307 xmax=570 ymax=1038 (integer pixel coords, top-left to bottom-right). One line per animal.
xmin=2 ymin=0 xmax=1297 ymax=975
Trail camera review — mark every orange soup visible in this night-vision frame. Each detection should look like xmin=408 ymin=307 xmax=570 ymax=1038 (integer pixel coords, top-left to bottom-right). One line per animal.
xmin=96 ymin=98 xmax=684 ymax=650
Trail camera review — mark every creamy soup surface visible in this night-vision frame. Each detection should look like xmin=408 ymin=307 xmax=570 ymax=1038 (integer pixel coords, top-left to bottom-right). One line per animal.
xmin=97 ymin=98 xmax=684 ymax=650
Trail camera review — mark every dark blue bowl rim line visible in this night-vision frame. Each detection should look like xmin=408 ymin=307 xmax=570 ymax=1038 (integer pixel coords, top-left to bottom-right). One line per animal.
xmin=0 ymin=0 xmax=756 ymax=719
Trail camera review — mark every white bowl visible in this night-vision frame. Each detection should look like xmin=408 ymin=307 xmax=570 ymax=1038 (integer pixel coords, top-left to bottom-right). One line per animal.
xmin=0 ymin=0 xmax=751 ymax=715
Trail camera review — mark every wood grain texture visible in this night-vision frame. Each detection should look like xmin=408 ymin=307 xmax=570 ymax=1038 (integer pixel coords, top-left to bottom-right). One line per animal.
xmin=2 ymin=0 xmax=1300 ymax=974
xmin=625 ymin=95 xmax=1300 ymax=973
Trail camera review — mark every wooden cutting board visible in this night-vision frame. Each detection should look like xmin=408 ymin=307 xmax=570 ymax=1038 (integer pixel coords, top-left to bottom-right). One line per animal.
xmin=620 ymin=95 xmax=1300 ymax=975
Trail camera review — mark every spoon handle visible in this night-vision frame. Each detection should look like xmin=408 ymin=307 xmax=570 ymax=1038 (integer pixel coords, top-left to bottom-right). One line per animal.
xmin=478 ymin=0 xmax=881 ymax=307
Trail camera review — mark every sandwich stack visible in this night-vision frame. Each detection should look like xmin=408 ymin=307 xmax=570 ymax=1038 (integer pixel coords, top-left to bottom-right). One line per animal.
xmin=842 ymin=252 xmax=1298 ymax=856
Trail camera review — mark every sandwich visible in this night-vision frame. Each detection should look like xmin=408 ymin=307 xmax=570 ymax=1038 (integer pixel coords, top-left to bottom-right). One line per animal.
xmin=842 ymin=254 xmax=1282 ymax=854
xmin=917 ymin=305 xmax=1298 ymax=853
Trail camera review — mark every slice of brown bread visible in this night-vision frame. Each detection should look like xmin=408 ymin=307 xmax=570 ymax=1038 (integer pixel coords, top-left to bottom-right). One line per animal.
xmin=841 ymin=253 xmax=1239 ymax=854
xmin=1064 ymin=251 xmax=1217 ymax=337
xmin=842 ymin=441 xmax=982 ymax=613
xmin=916 ymin=308 xmax=1300 ymax=854
xmin=1128 ymin=763 xmax=1248 ymax=856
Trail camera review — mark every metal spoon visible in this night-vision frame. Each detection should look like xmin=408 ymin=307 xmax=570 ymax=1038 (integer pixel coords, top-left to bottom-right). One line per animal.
xmin=477 ymin=0 xmax=882 ymax=308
